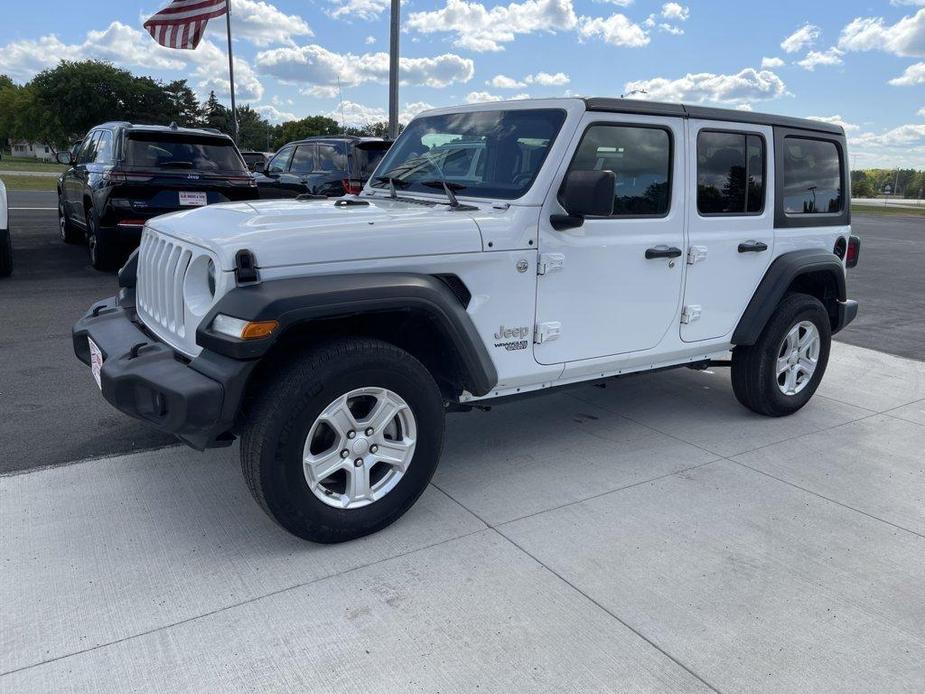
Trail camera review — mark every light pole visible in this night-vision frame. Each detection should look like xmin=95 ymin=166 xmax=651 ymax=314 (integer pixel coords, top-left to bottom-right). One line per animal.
xmin=388 ymin=0 xmax=400 ymax=140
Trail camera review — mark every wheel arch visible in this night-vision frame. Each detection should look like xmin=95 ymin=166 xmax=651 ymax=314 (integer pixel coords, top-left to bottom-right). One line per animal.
xmin=732 ymin=249 xmax=847 ymax=346
xmin=198 ymin=272 xmax=498 ymax=401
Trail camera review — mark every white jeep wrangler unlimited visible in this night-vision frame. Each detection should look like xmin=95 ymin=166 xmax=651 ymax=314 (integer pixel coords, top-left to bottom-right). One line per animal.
xmin=74 ymin=98 xmax=860 ymax=542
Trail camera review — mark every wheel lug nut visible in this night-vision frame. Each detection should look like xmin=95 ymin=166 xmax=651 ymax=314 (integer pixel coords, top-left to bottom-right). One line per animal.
xmin=365 ymin=427 xmax=374 ymax=436
xmin=354 ymin=458 xmax=363 ymax=467
xmin=340 ymin=449 xmax=350 ymax=459
xmin=347 ymin=430 xmax=356 ymax=439
xmin=370 ymin=444 xmax=378 ymax=453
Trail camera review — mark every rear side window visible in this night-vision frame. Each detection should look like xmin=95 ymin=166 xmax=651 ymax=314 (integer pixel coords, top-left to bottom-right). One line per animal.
xmin=567 ymin=124 xmax=671 ymax=216
xmin=317 ymin=143 xmax=348 ymax=172
xmin=697 ymin=131 xmax=765 ymax=215
xmin=782 ymin=137 xmax=843 ymax=214
xmin=125 ymin=133 xmax=246 ymax=173
xmin=290 ymin=145 xmax=315 ymax=174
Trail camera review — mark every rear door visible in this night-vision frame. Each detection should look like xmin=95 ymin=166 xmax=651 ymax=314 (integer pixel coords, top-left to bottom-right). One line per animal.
xmin=681 ymin=121 xmax=774 ymax=342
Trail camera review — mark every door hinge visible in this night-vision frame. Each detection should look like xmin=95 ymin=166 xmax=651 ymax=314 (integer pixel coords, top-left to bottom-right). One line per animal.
xmin=534 ymin=321 xmax=561 ymax=344
xmin=537 ymin=253 xmax=565 ymax=275
xmin=687 ymin=246 xmax=708 ymax=265
xmin=680 ymin=305 xmax=702 ymax=324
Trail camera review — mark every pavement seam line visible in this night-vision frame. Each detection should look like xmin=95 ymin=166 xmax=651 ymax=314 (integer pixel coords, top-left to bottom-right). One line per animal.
xmin=0 ymin=526 xmax=489 ymax=679
xmin=489 ymin=526 xmax=725 ymax=694
xmin=729 ymin=459 xmax=925 ymax=541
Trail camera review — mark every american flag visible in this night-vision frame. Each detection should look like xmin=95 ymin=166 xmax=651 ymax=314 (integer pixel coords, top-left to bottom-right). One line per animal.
xmin=144 ymin=0 xmax=228 ymax=50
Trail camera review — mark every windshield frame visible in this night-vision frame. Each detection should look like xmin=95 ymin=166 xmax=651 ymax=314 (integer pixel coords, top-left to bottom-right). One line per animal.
xmin=368 ymin=107 xmax=569 ymax=202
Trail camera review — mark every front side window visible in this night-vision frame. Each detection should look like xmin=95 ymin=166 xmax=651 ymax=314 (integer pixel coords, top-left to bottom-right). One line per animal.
xmin=567 ymin=124 xmax=671 ymax=216
xmin=697 ymin=131 xmax=765 ymax=215
xmin=77 ymin=132 xmax=100 ymax=164
xmin=372 ymin=109 xmax=566 ymax=199
xmin=782 ymin=137 xmax=842 ymax=214
xmin=267 ymin=145 xmax=295 ymax=174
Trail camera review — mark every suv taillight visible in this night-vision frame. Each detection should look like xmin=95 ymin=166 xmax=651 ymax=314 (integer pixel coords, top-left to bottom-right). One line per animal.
xmin=227 ymin=175 xmax=258 ymax=187
xmin=102 ymin=170 xmax=152 ymax=185
xmin=846 ymin=235 xmax=861 ymax=268
xmin=342 ymin=179 xmax=363 ymax=195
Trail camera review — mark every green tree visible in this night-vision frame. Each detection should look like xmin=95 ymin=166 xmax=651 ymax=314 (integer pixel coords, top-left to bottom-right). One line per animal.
xmin=273 ymin=115 xmax=341 ymax=149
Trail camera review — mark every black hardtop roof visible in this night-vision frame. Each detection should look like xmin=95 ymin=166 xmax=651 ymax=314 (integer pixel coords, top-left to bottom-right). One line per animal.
xmin=583 ymin=98 xmax=844 ymax=136
xmin=289 ymin=135 xmax=388 ymax=145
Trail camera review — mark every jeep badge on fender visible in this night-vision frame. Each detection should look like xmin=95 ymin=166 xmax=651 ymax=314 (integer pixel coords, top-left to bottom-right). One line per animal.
xmin=73 ymin=97 xmax=859 ymax=543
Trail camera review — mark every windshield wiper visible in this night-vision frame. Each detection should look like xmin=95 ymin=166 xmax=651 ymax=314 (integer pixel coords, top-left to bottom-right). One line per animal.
xmin=421 ymin=180 xmax=467 ymax=208
xmin=373 ymin=175 xmax=410 ymax=199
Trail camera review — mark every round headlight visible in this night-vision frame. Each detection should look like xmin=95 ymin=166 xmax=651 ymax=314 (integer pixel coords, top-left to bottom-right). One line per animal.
xmin=207 ymin=259 xmax=216 ymax=296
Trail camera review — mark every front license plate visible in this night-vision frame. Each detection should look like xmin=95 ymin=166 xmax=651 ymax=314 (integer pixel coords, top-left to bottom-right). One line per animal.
xmin=88 ymin=337 xmax=103 ymax=390
xmin=179 ymin=191 xmax=208 ymax=207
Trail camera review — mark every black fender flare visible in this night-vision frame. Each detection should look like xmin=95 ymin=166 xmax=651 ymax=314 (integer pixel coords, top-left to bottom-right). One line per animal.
xmin=197 ymin=272 xmax=498 ymax=397
xmin=732 ymin=249 xmax=847 ymax=346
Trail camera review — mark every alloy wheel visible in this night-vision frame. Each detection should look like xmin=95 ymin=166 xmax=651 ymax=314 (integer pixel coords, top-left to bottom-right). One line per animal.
xmin=775 ymin=320 xmax=820 ymax=396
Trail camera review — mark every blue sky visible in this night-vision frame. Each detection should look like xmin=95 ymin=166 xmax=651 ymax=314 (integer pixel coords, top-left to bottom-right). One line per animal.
xmin=1 ymin=0 xmax=923 ymax=167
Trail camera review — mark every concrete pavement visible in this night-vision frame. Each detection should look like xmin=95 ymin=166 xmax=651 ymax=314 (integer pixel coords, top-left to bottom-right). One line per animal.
xmin=3 ymin=342 xmax=924 ymax=693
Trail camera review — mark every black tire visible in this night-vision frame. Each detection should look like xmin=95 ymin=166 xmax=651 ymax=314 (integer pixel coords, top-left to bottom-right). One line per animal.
xmin=0 ymin=230 xmax=12 ymax=278
xmin=85 ymin=205 xmax=119 ymax=271
xmin=731 ymin=293 xmax=831 ymax=417
xmin=58 ymin=195 xmax=82 ymax=244
xmin=240 ymin=338 xmax=446 ymax=543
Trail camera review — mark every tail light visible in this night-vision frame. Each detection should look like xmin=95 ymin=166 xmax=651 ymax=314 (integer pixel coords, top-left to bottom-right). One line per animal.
xmin=227 ymin=175 xmax=258 ymax=187
xmin=846 ymin=235 xmax=861 ymax=268
xmin=342 ymin=179 xmax=363 ymax=195
xmin=102 ymin=170 xmax=152 ymax=184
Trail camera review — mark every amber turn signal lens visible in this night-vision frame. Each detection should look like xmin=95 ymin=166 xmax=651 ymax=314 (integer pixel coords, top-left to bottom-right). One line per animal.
xmin=241 ymin=320 xmax=279 ymax=340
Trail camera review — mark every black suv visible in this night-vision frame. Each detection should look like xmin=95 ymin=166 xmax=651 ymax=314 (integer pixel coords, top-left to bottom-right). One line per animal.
xmin=57 ymin=122 xmax=258 ymax=270
xmin=255 ymin=136 xmax=391 ymax=198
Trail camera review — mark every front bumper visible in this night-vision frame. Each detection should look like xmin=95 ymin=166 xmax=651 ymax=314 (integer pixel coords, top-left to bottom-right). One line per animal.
xmin=72 ymin=292 xmax=255 ymax=449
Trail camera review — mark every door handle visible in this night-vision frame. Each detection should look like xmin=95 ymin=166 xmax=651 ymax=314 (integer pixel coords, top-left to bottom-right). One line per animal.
xmin=738 ymin=240 xmax=768 ymax=253
xmin=645 ymin=245 xmax=683 ymax=260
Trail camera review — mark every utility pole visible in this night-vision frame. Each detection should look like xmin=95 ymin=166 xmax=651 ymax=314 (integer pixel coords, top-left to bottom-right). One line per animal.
xmin=388 ymin=0 xmax=400 ymax=140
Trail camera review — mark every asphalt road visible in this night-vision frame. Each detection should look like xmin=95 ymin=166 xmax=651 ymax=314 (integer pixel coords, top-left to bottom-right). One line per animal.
xmin=1 ymin=191 xmax=922 ymax=474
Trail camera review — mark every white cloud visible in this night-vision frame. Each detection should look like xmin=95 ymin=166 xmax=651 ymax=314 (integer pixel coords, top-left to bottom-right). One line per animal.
xmin=402 ymin=102 xmax=434 ymax=121
xmin=327 ymin=0 xmax=390 ymax=21
xmin=256 ymin=45 xmax=474 ymax=88
xmin=761 ymin=56 xmax=785 ymax=68
xmin=328 ymin=100 xmax=387 ymax=125
xmin=806 ymin=115 xmax=859 ymax=132
xmin=465 ymin=91 xmax=504 ymax=103
xmin=736 ymin=103 xmax=753 ymax=111
xmin=658 ymin=23 xmax=684 ymax=35
xmin=212 ymin=0 xmax=312 ymax=46
xmin=660 ymin=2 xmax=689 ymax=21
xmin=838 ymin=9 xmax=925 ymax=57
xmin=919 ymin=106 xmax=925 ymax=116
xmin=407 ymin=0 xmax=578 ymax=52
xmin=193 ymin=41 xmax=264 ymax=100
xmin=255 ymin=104 xmax=298 ymax=123
xmin=488 ymin=74 xmax=527 ymax=88
xmin=781 ymin=24 xmax=820 ymax=53
xmin=797 ymin=47 xmax=845 ymax=70
xmin=889 ymin=61 xmax=925 ymax=85
xmin=365 ymin=35 xmax=377 ymax=45
xmin=623 ymin=67 xmax=787 ymax=105
xmin=848 ymin=122 xmax=925 ymax=167
xmin=525 ymin=71 xmax=570 ymax=86
xmin=594 ymin=0 xmax=634 ymax=5
xmin=578 ymin=14 xmax=650 ymax=47
xmin=891 ymin=0 xmax=925 ymax=6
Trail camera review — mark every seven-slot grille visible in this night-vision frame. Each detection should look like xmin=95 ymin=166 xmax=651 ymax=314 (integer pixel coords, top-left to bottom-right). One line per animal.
xmin=136 ymin=229 xmax=194 ymax=340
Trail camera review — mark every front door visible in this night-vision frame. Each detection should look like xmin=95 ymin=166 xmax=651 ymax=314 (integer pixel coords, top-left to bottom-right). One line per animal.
xmin=534 ymin=114 xmax=686 ymax=365
xmin=681 ymin=121 xmax=774 ymax=342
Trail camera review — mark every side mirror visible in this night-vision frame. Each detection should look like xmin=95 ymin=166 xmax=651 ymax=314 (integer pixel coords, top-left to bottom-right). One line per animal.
xmin=560 ymin=169 xmax=615 ymax=217
xmin=56 ymin=151 xmax=74 ymax=165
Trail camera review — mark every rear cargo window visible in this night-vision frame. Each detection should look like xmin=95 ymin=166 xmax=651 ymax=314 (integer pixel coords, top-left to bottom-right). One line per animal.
xmin=782 ymin=137 xmax=843 ymax=214
xmin=697 ymin=131 xmax=765 ymax=215
xmin=125 ymin=133 xmax=246 ymax=173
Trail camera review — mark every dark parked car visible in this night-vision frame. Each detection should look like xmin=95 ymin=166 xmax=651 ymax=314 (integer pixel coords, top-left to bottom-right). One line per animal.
xmin=57 ymin=122 xmax=258 ymax=270
xmin=255 ymin=136 xmax=391 ymax=198
xmin=240 ymin=150 xmax=272 ymax=172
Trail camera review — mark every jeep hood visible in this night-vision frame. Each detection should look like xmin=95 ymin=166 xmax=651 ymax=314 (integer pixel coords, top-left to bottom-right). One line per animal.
xmin=145 ymin=197 xmax=484 ymax=270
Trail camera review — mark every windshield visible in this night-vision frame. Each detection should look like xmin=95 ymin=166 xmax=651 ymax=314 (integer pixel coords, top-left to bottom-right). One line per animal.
xmin=371 ymin=109 xmax=566 ymax=199
xmin=125 ymin=133 xmax=247 ymax=173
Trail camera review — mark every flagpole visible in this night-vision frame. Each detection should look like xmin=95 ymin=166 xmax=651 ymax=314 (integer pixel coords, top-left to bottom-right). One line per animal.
xmin=225 ymin=0 xmax=238 ymax=143
xmin=388 ymin=0 xmax=399 ymax=140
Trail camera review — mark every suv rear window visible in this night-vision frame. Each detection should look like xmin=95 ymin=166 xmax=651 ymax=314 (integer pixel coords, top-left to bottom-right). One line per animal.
xmin=125 ymin=132 xmax=246 ymax=173
xmin=782 ymin=137 xmax=843 ymax=214
xmin=354 ymin=143 xmax=390 ymax=177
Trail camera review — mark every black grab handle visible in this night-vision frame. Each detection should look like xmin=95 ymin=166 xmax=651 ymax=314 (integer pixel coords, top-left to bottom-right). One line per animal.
xmin=645 ymin=246 xmax=683 ymax=260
